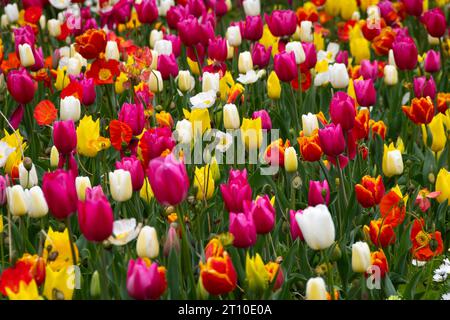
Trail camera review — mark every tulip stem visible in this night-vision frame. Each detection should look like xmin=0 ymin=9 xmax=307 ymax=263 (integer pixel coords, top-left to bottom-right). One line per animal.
xmin=289 ymin=85 xmax=301 ymax=135
xmin=97 ymin=244 xmax=109 ymax=300
xmin=65 ymin=217 xmax=78 ymax=267
xmin=321 ymin=249 xmax=335 ymax=300
xmin=336 ymin=157 xmax=348 ymax=207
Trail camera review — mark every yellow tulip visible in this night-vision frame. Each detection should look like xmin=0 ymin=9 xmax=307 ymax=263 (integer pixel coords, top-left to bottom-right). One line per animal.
xmin=210 ymin=156 xmax=220 ymax=181
xmin=76 ymin=115 xmax=110 ymax=157
xmin=1 ymin=129 xmax=27 ymax=175
xmin=259 ymin=25 xmax=279 ymax=57
xmin=382 ymin=142 xmax=404 ymax=177
xmin=350 ymin=27 xmax=370 ymax=64
xmin=6 ymin=280 xmax=42 ymax=300
xmin=187 ymin=57 xmax=200 ymax=76
xmin=184 ymin=108 xmax=211 ymax=136
xmin=43 ymin=227 xmax=79 ymax=271
xmin=325 ymin=0 xmax=341 ymax=16
xmin=436 ymin=168 xmax=450 ymax=203
xmin=54 ymin=66 xmax=70 ymax=91
xmin=267 ymin=71 xmax=281 ymax=100
xmin=140 ymin=178 xmax=154 ymax=203
xmin=422 ymin=113 xmax=447 ymax=153
xmin=43 ymin=266 xmax=75 ymax=300
xmin=241 ymin=117 xmax=263 ymax=150
xmin=359 ymin=0 xmax=379 ymax=11
xmin=219 ymin=71 xmax=235 ymax=101
xmin=115 ymin=72 xmax=128 ymax=94
xmin=246 ymin=253 xmax=269 ymax=295
xmin=193 ymin=165 xmax=215 ymax=201
xmin=313 ymin=31 xmax=325 ymax=51
xmin=340 ymin=0 xmax=358 ymax=20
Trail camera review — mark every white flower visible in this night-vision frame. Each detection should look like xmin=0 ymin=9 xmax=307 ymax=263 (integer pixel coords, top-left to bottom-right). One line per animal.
xmin=154 ymin=39 xmax=172 ymax=56
xmin=317 ymin=42 xmax=340 ymax=62
xmin=157 ymin=0 xmax=174 ymax=17
xmin=412 ymin=259 xmax=427 ymax=267
xmin=190 ymin=90 xmax=217 ymax=109
xmin=442 ymin=293 xmax=450 ymax=300
xmin=0 ymin=141 xmax=15 ymax=168
xmin=214 ymin=131 xmax=233 ymax=153
xmin=108 ymin=218 xmax=142 ymax=246
xmin=49 ymin=0 xmax=72 ymax=10
xmin=237 ymin=70 xmax=260 ymax=85
xmin=296 ymin=204 xmax=335 ymax=250
xmin=175 ymin=119 xmax=193 ymax=144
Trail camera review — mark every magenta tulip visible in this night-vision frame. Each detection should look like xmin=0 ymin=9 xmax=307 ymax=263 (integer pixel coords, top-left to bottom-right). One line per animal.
xmin=79 ymin=77 xmax=96 ymax=106
xmin=392 ymin=37 xmax=418 ymax=70
xmin=166 ymin=5 xmax=189 ymax=29
xmin=188 ymin=0 xmax=206 ymax=17
xmin=245 ymin=195 xmax=275 ymax=234
xmin=135 ymin=0 xmax=158 ymax=24
xmin=330 ymin=92 xmax=356 ymax=130
xmin=252 ymin=110 xmax=272 ymax=130
xmin=240 ymin=15 xmax=264 ymax=41
xmin=251 ymin=43 xmax=271 ymax=69
xmin=265 ymin=10 xmax=297 ymax=37
xmin=30 ymin=47 xmax=44 ymax=72
xmin=354 ymin=79 xmax=377 ymax=107
xmin=424 ymin=50 xmax=441 ymax=73
xmin=220 ymin=168 xmax=252 ymax=213
xmin=274 ymin=51 xmax=298 ymax=82
xmin=229 ymin=211 xmax=257 ymax=248
xmin=116 ymin=156 xmax=145 ymax=191
xmin=360 ymin=60 xmax=378 ymax=81
xmin=157 ymin=54 xmax=179 ymax=80
xmin=421 ymin=8 xmax=446 ymax=38
xmin=335 ymin=51 xmax=348 ymax=66
xmin=6 ymin=69 xmax=36 ymax=105
xmin=289 ymin=210 xmax=303 ymax=241
xmin=53 ymin=120 xmax=77 ymax=155
xmin=318 ymin=124 xmax=346 ymax=158
xmin=119 ymin=102 xmax=146 ymax=136
xmin=42 ymin=169 xmax=77 ymax=220
xmin=139 ymin=127 xmax=176 ymax=165
xmin=177 ymin=16 xmax=202 ymax=47
xmin=402 ymin=0 xmax=424 ymax=17
xmin=13 ymin=25 xmax=35 ymax=53
xmin=164 ymin=34 xmax=181 ymax=57
xmin=127 ymin=258 xmax=167 ymax=300
xmin=208 ymin=36 xmax=228 ymax=62
xmin=0 ymin=175 xmax=8 ymax=206
xmin=302 ymin=42 xmax=317 ymax=69
xmin=308 ymin=180 xmax=330 ymax=206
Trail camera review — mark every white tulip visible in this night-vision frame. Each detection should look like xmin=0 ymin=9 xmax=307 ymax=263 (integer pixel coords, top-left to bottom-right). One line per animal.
xmin=306 ymin=277 xmax=327 ymax=300
xmin=329 ymin=63 xmax=349 ymax=89
xmin=67 ymin=57 xmax=82 ymax=75
xmin=384 ymin=65 xmax=398 ymax=86
xmin=75 ymin=176 xmax=92 ymax=201
xmin=50 ymin=146 xmax=59 ymax=168
xmin=47 ymin=19 xmax=62 ymax=37
xmin=60 ymin=96 xmax=81 ymax=122
xmin=175 ymin=119 xmax=193 ymax=144
xmin=148 ymin=70 xmax=164 ymax=92
xmin=295 ymin=204 xmax=335 ymax=250
xmin=300 ymin=21 xmax=313 ymax=43
xmin=177 ymin=70 xmax=195 ymax=93
xmin=226 ymin=26 xmax=242 ymax=47
xmin=286 ymin=41 xmax=306 ymax=65
xmin=238 ymin=51 xmax=253 ymax=74
xmin=223 ymin=103 xmax=240 ymax=130
xmin=39 ymin=15 xmax=47 ymax=30
xmin=136 ymin=226 xmax=160 ymax=259
xmin=25 ymin=186 xmax=48 ymax=218
xmin=243 ymin=0 xmax=260 ymax=16
xmin=154 ymin=39 xmax=172 ymax=56
xmin=18 ymin=44 xmax=35 ymax=68
xmin=158 ymin=0 xmax=174 ymax=17
xmin=352 ymin=241 xmax=371 ymax=273
xmin=149 ymin=29 xmax=163 ymax=48
xmin=109 ymin=169 xmax=133 ymax=202
xmin=5 ymin=4 xmax=19 ymax=23
xmin=19 ymin=163 xmax=38 ymax=188
xmin=302 ymin=113 xmax=319 ymax=137
xmin=105 ymin=40 xmax=120 ymax=61
xmin=386 ymin=150 xmax=403 ymax=176
xmin=202 ymin=72 xmax=220 ymax=93
xmin=6 ymin=185 xmax=28 ymax=216
xmin=49 ymin=0 xmax=71 ymax=10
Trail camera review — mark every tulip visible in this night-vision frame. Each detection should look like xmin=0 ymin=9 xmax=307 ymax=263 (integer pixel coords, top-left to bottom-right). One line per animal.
xmin=424 ymin=50 xmax=440 ymax=73
xmin=202 ymin=72 xmax=220 ymax=93
xmin=392 ymin=38 xmax=418 ymax=70
xmin=18 ymin=44 xmax=36 ymax=68
xmin=200 ymin=252 xmax=237 ymax=295
xmin=413 ymin=76 xmax=436 ymax=100
xmin=220 ymin=168 xmax=252 ymax=213
xmin=296 ymin=204 xmax=335 ymax=250
xmin=208 ymin=37 xmax=227 ymax=62
xmin=402 ymin=0 xmax=423 ymax=16
xmin=251 ymin=43 xmax=271 ymax=69
xmin=308 ymin=180 xmax=330 ymax=206
xmin=421 ymin=8 xmax=446 ymax=38
xmin=148 ymin=70 xmax=163 ymax=92
xmin=25 ymin=186 xmax=48 ymax=218
xmin=6 ymin=69 xmax=36 ymax=105
xmin=147 ymin=154 xmax=189 ymax=206
xmin=5 ymin=3 xmax=19 ymax=23
xmin=267 ymin=71 xmax=281 ymax=99
xmin=175 ymin=119 xmax=193 ymax=144
xmin=241 ymin=117 xmax=263 ymax=150
xmin=79 ymin=77 xmax=96 ymax=106
xmin=330 ymin=92 xmax=356 ymax=130
xmin=252 ymin=110 xmax=272 ymax=130
xmin=289 ymin=210 xmax=303 ymax=240
xmin=318 ymin=124 xmax=346 ymax=158
xmin=302 ymin=42 xmax=317 ymax=69
xmin=223 ymin=103 xmax=240 ymax=129
xmin=6 ymin=185 xmax=28 ymax=216
xmin=60 ymin=96 xmax=81 ymax=122
xmin=177 ymin=70 xmax=194 ymax=93
xmin=243 ymin=0 xmax=260 ymax=16
xmin=0 ymin=176 xmax=8 ymax=206
xmin=436 ymin=169 xmax=450 ymax=204
xmin=118 ymin=103 xmax=145 ymax=136
xmin=352 ymin=241 xmax=371 ymax=273
xmin=135 ymin=0 xmax=158 ymax=24
xmin=177 ymin=17 xmax=201 ymax=47
xmin=246 ymin=195 xmax=275 ymax=234
xmin=67 ymin=58 xmax=82 ymax=76
xmin=238 ymin=51 xmax=253 ymax=74
xmin=78 ymin=186 xmax=113 ymax=242
xmin=274 ymin=51 xmax=298 ymax=82
xmin=265 ymin=10 xmax=297 ymax=37
xmin=284 ymin=147 xmax=298 ymax=173
xmin=360 ymin=60 xmax=378 ymax=81
xmin=329 ymin=63 xmax=349 ymax=89
xmin=163 ymin=223 xmax=180 ymax=257
xmin=42 ymin=169 xmax=78 ymax=219
xmin=354 ymin=79 xmax=377 ymax=107
xmin=383 ymin=65 xmax=398 ymax=85
xmin=1 ymin=15 xmax=8 ymax=29
xmin=47 ymin=19 xmax=62 ymax=37
xmin=301 ymin=113 xmax=319 ymax=136
xmin=382 ymin=144 xmax=404 ymax=177
xmin=105 ymin=41 xmax=120 ymax=61
xmin=116 ymin=156 xmax=145 ymax=191
xmin=286 ymin=41 xmax=305 ymax=65
xmin=157 ymin=54 xmax=178 ymax=80
xmin=75 ymin=176 xmax=92 ymax=201
xmin=421 ymin=113 xmax=446 ymax=153
xmin=50 ymin=146 xmax=59 ymax=168
xmin=402 ymin=97 xmax=434 ymax=125
xmin=246 ymin=253 xmax=269 ymax=295
xmin=136 ymin=226 xmax=160 ymax=259
xmin=226 ymin=25 xmax=242 ymax=47
xmin=149 ymin=29 xmax=164 ymax=48
xmin=240 ymin=16 xmax=263 ymax=41
xmin=300 ymin=21 xmax=313 ymax=43
xmin=306 ymin=277 xmax=327 ymax=300
xmin=229 ymin=211 xmax=257 ymax=248
xmin=53 ymin=120 xmax=77 ymax=156
xmin=139 ymin=127 xmax=176 ymax=164
xmin=163 ymin=34 xmax=181 ymax=57
xmin=335 ymin=50 xmax=348 ymax=66
xmin=109 ymin=169 xmax=133 ymax=202
xmin=127 ymin=258 xmax=167 ymax=300
xmin=355 ymin=175 xmax=385 ymax=208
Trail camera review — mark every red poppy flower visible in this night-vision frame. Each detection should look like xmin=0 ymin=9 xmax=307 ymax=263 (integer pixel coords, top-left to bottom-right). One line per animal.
xmin=34 ymin=100 xmax=57 ymax=126
xmin=410 ymin=218 xmax=443 ymax=261
xmin=109 ymin=120 xmax=133 ymax=151
xmin=86 ymin=58 xmax=120 ymax=85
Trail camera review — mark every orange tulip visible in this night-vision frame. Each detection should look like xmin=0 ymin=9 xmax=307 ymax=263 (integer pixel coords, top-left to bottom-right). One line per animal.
xmin=370 ymin=120 xmax=387 ymax=140
xmin=355 ymin=175 xmax=385 ymax=208
xmin=264 ymin=139 xmax=291 ymax=167
xmin=371 ymin=27 xmax=396 ymax=56
xmin=297 ymin=131 xmax=323 ymax=162
xmin=370 ymin=249 xmax=389 ymax=278
xmin=402 ymin=97 xmax=435 ymax=125
xmin=437 ymin=92 xmax=450 ymax=114
xmin=354 ymin=109 xmax=370 ymax=140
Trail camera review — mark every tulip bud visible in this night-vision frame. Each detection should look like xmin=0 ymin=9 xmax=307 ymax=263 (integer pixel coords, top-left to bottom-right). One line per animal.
xmin=25 ymin=186 xmax=48 ymax=218
xmin=383 ymin=65 xmax=398 ymax=85
xmin=148 ymin=70 xmax=163 ymax=92
xmin=223 ymin=103 xmax=240 ymax=129
xmin=6 ymin=185 xmax=28 ymax=216
xmin=329 ymin=63 xmax=349 ymax=89
xmin=286 ymin=41 xmax=306 ymax=64
xmin=284 ymin=147 xmax=298 ymax=173
xmin=149 ymin=29 xmax=163 ymax=48
xmin=47 ymin=19 xmax=62 ymax=37
xmin=238 ymin=51 xmax=253 ymax=74
xmin=296 ymin=204 xmax=335 ymax=250
xmin=301 ymin=113 xmax=319 ymax=136
xmin=202 ymin=72 xmax=220 ymax=93
xmin=90 ymin=271 xmax=101 ymax=298
xmin=1 ymin=15 xmax=9 ymax=29
xmin=163 ymin=223 xmax=180 ymax=257
xmin=150 ymin=50 xmax=158 ymax=69
xmin=136 ymin=226 xmax=160 ymax=259
xmin=352 ymin=241 xmax=371 ymax=273
xmin=39 ymin=15 xmax=46 ymax=30
xmin=226 ymin=26 xmax=241 ymax=47
xmin=75 ymin=176 xmax=92 ymax=201
xmin=306 ymin=277 xmax=327 ymax=300
xmin=0 ymin=176 xmax=8 ymax=206
xmin=67 ymin=58 xmax=82 ymax=76
xmin=5 ymin=3 xmax=19 ymax=23
xmin=105 ymin=41 xmax=120 ymax=61
xmin=175 ymin=119 xmax=193 ymax=144
xmin=243 ymin=0 xmax=260 ymax=16
xmin=60 ymin=96 xmax=81 ymax=122
xmin=18 ymin=44 xmax=36 ymax=68
xmin=154 ymin=39 xmax=172 ymax=56
xmin=177 ymin=70 xmax=194 ymax=93
xmin=19 ymin=161 xmax=38 ymax=188
xmin=109 ymin=169 xmax=133 ymax=202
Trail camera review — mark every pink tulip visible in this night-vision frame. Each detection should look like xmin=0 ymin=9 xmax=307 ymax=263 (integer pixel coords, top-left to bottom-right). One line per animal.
xmin=58 ymin=151 xmax=79 ymax=178
xmin=53 ymin=120 xmax=77 ymax=155
xmin=30 ymin=47 xmax=44 ymax=72
xmin=245 ymin=195 xmax=275 ymax=234
xmin=135 ymin=0 xmax=158 ymax=24
xmin=78 ymin=186 xmax=113 ymax=242
xmin=274 ymin=51 xmax=298 ymax=82
xmin=220 ymin=168 xmax=252 ymax=213
xmin=392 ymin=37 xmax=418 ymax=70
xmin=42 ymin=169 xmax=77 ymax=220
xmin=229 ymin=211 xmax=257 ymax=248
xmin=166 ymin=5 xmax=189 ymax=29
xmin=330 ymin=92 xmax=356 ymax=131
xmin=0 ymin=175 xmax=9 ymax=206
xmin=265 ymin=10 xmax=297 ymax=37
xmin=127 ymin=258 xmax=167 ymax=300
xmin=413 ymin=76 xmax=436 ymax=100
xmin=360 ymin=60 xmax=378 ymax=81
xmin=157 ymin=54 xmax=179 ymax=80
xmin=7 ymin=69 xmax=36 ymax=105
xmin=289 ymin=210 xmax=303 ymax=241
xmin=13 ymin=25 xmax=35 ymax=53
xmin=188 ymin=0 xmax=206 ymax=17
xmin=119 ymin=102 xmax=145 ymax=136
xmin=354 ymin=79 xmax=377 ymax=107
xmin=301 ymin=42 xmax=317 ymax=69
xmin=147 ymin=154 xmax=189 ymax=206
xmin=318 ymin=124 xmax=346 ymax=158
xmin=163 ymin=223 xmax=180 ymax=257
xmin=116 ymin=156 xmax=145 ymax=191
xmin=424 ymin=50 xmax=441 ymax=73
xmin=308 ymin=180 xmax=330 ymax=206
xmin=240 ymin=15 xmax=264 ymax=41
xmin=139 ymin=127 xmax=176 ymax=165
xmin=208 ymin=36 xmax=228 ymax=62
xmin=421 ymin=8 xmax=446 ymax=37
xmin=335 ymin=51 xmax=348 ymax=67
xmin=177 ymin=16 xmax=202 ymax=47
xmin=164 ymin=34 xmax=181 ymax=57
xmin=79 ymin=77 xmax=96 ymax=106
xmin=206 ymin=0 xmax=228 ymax=17
xmin=402 ymin=0 xmax=424 ymax=17
xmin=251 ymin=43 xmax=272 ymax=69
xmin=199 ymin=20 xmax=215 ymax=47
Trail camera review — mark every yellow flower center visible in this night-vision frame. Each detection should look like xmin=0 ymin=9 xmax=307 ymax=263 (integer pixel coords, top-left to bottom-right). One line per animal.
xmin=99 ymin=68 xmax=112 ymax=81
xmin=415 ymin=231 xmax=430 ymax=247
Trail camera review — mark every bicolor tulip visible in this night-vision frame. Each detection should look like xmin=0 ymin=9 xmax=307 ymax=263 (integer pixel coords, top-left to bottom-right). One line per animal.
xmin=306 ymin=277 xmax=327 ymax=300
xmin=200 ymin=252 xmax=237 ymax=295
xmin=382 ymin=143 xmax=404 ymax=177
xmin=126 ymin=258 xmax=167 ymax=300
xmin=355 ymin=175 xmax=385 ymax=208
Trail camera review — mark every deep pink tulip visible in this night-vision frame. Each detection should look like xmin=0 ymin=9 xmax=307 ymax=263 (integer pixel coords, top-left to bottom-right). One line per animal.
xmin=164 ymin=34 xmax=181 ymax=57
xmin=127 ymin=259 xmax=167 ymax=300
xmin=251 ymin=43 xmax=272 ymax=69
xmin=139 ymin=127 xmax=176 ymax=165
xmin=360 ymin=60 xmax=378 ymax=81
xmin=402 ymin=0 xmax=424 ymax=17
xmin=265 ymin=10 xmax=297 ymax=37
xmin=308 ymin=180 xmax=330 ymax=206
xmin=354 ymin=79 xmax=377 ymax=107
xmin=240 ymin=15 xmax=264 ymax=41
xmin=177 ymin=16 xmax=202 ymax=47
xmin=157 ymin=54 xmax=179 ymax=80
xmin=244 ymin=195 xmax=275 ymax=234
xmin=53 ymin=120 xmax=77 ymax=155
xmin=413 ymin=76 xmax=436 ymax=100
xmin=274 ymin=51 xmax=298 ymax=82
xmin=119 ymin=103 xmax=145 ymax=136
xmin=208 ymin=36 xmax=228 ymax=62
xmin=206 ymin=0 xmax=228 ymax=17
xmin=166 ymin=5 xmax=189 ymax=29
xmin=6 ymin=69 xmax=36 ymax=105
xmin=188 ymin=0 xmax=206 ymax=17
xmin=147 ymin=154 xmax=189 ymax=206
xmin=116 ymin=156 xmax=145 ymax=191
xmin=301 ymin=42 xmax=317 ymax=69
xmin=23 ymin=0 xmax=45 ymax=8
xmin=392 ymin=37 xmax=418 ymax=70
xmin=79 ymin=77 xmax=96 ymax=106
xmin=57 ymin=151 xmax=79 ymax=178
xmin=335 ymin=51 xmax=348 ymax=67
xmin=13 ymin=25 xmax=35 ymax=53
xmin=78 ymin=186 xmax=114 ymax=242
xmin=135 ymin=0 xmax=158 ymax=24
xmin=330 ymin=92 xmax=356 ymax=131
xmin=424 ymin=50 xmax=441 ymax=73
xmin=318 ymin=124 xmax=346 ymax=158
xmin=252 ymin=110 xmax=272 ymax=130
xmin=229 ymin=211 xmax=257 ymax=248
xmin=0 ymin=175 xmax=9 ymax=206
xmin=42 ymin=169 xmax=77 ymax=219
xmin=421 ymin=8 xmax=446 ymax=37
xmin=220 ymin=168 xmax=252 ymax=213
xmin=199 ymin=20 xmax=215 ymax=47
xmin=289 ymin=210 xmax=303 ymax=241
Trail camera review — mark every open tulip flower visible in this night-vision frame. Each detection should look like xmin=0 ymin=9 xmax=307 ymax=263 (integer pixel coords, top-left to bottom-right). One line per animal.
xmin=0 ymin=0 xmax=449 ymax=303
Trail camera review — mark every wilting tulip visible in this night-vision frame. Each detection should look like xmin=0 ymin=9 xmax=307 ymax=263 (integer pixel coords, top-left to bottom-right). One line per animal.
xmin=6 ymin=185 xmax=28 ymax=216
xmin=127 ymin=258 xmax=167 ymax=300
xmin=318 ymin=124 xmax=346 ymax=158
xmin=329 ymin=63 xmax=349 ymax=89
xmin=352 ymin=241 xmax=371 ymax=273
xmin=60 ymin=96 xmax=81 ymax=122
xmin=75 ymin=176 xmax=91 ymax=201
xmin=226 ymin=25 xmax=242 ymax=47
xmin=109 ymin=169 xmax=133 ymax=202
xmin=274 ymin=51 xmax=298 ymax=82
xmin=223 ymin=103 xmax=240 ymax=129
xmin=42 ymin=169 xmax=78 ymax=219
xmin=53 ymin=120 xmax=77 ymax=155
xmin=355 ymin=175 xmax=385 ymax=208
xmin=421 ymin=8 xmax=446 ymax=38
xmin=147 ymin=154 xmax=189 ymax=206
xmin=296 ymin=204 xmax=335 ymax=250
xmin=383 ymin=65 xmax=398 ymax=85
xmin=116 ymin=156 xmax=145 ymax=191
xmin=238 ymin=51 xmax=253 ymax=74
xmin=135 ymin=0 xmax=158 ymax=24
xmin=6 ymin=69 xmax=36 ymax=104
xmin=252 ymin=110 xmax=272 ymax=130
xmin=105 ymin=41 xmax=120 ymax=61
xmin=354 ymin=79 xmax=377 ymax=107
xmin=220 ymin=169 xmax=252 ymax=212
xmin=413 ymin=76 xmax=436 ymax=100
xmin=78 ymin=186 xmax=113 ymax=242
xmin=382 ymin=144 xmax=403 ymax=177
xmin=246 ymin=195 xmax=275 ymax=234
xmin=286 ymin=41 xmax=305 ymax=65
xmin=119 ymin=103 xmax=145 ymax=136
xmin=229 ymin=211 xmax=257 ymax=248
xmin=25 ymin=186 xmax=48 ymax=218
xmin=306 ymin=277 xmax=327 ymax=300
xmin=436 ymin=168 xmax=450 ymax=204
xmin=136 ymin=226 xmax=160 ymax=259
xmin=392 ymin=38 xmax=418 ymax=70
xmin=284 ymin=147 xmax=298 ymax=173
xmin=289 ymin=210 xmax=303 ymax=240
xmin=265 ymin=10 xmax=297 ymax=37
xmin=200 ymin=252 xmax=237 ymax=295
xmin=402 ymin=97 xmax=434 ymax=125
xmin=308 ymin=180 xmax=330 ymax=206
xmin=424 ymin=50 xmax=440 ymax=73
xmin=18 ymin=161 xmax=38 ymax=188
xmin=330 ymin=92 xmax=356 ymax=130
xmin=251 ymin=43 xmax=271 ymax=69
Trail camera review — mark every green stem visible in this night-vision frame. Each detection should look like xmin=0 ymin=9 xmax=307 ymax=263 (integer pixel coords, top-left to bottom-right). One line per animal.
xmin=65 ymin=217 xmax=78 ymax=267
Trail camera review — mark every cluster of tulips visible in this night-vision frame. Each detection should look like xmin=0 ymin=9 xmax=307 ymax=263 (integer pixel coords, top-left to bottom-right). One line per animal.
xmin=0 ymin=0 xmax=449 ymax=300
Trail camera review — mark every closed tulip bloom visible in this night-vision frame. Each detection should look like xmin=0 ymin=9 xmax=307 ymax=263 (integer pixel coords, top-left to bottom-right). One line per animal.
xmin=42 ymin=169 xmax=78 ymax=219
xmin=226 ymin=25 xmax=242 ymax=47
xmin=300 ymin=21 xmax=313 ymax=43
xmin=246 ymin=253 xmax=269 ymax=295
xmin=127 ymin=258 xmax=167 ymax=300
xmin=403 ymin=0 xmax=423 ymax=16
xmin=163 ymin=223 xmax=180 ymax=257
xmin=175 ymin=119 xmax=193 ymax=144
xmin=6 ymin=69 xmax=36 ymax=105
xmin=308 ymin=180 xmax=330 ymax=206
xmin=252 ymin=110 xmax=272 ymax=130
xmin=352 ymin=241 xmax=371 ymax=273
xmin=251 ymin=43 xmax=271 ymax=69
xmin=154 ymin=39 xmax=173 ymax=56
xmin=355 ymin=175 xmax=385 ymax=208
xmin=200 ymin=252 xmax=237 ymax=295
xmin=147 ymin=154 xmax=189 ymax=206
xmin=436 ymin=169 xmax=450 ymax=204
xmin=354 ymin=79 xmax=377 ymax=107
xmin=220 ymin=168 xmax=252 ymax=213
xmin=265 ymin=10 xmax=297 ymax=37
xmin=296 ymin=204 xmax=335 ymax=250
xmin=329 ymin=63 xmax=349 ymax=89
xmin=402 ymin=97 xmax=435 ymax=125
xmin=177 ymin=17 xmax=201 ymax=47
xmin=116 ymin=156 xmax=145 ymax=191
xmin=360 ymin=60 xmax=378 ymax=81
xmin=53 ymin=120 xmax=77 ymax=155
xmin=5 ymin=3 xmax=19 ymax=23
xmin=223 ymin=103 xmax=240 ymax=129
xmin=243 ymin=0 xmax=260 ymax=16
xmin=135 ymin=0 xmax=159 ymax=24
xmin=267 ymin=71 xmax=281 ymax=99
xmin=79 ymin=77 xmax=96 ymax=106
xmin=318 ymin=124 xmax=346 ymax=158
xmin=229 ymin=211 xmax=257 ymax=248
xmin=105 ymin=41 xmax=120 ymax=61
xmin=424 ymin=50 xmax=440 ymax=73
xmin=157 ymin=54 xmax=178 ymax=80
xmin=421 ymin=8 xmax=446 ymax=38
xmin=149 ymin=29 xmax=164 ymax=48
xmin=392 ymin=38 xmax=418 ymax=70
xmin=289 ymin=210 xmax=303 ymax=240
xmin=47 ymin=19 xmax=62 ymax=37
xmin=301 ymin=113 xmax=319 ymax=136
xmin=330 ymin=92 xmax=356 ymax=130
xmin=202 ymin=72 xmax=220 ymax=93
xmin=18 ymin=43 xmax=36 ymax=68
xmin=383 ymin=65 xmax=398 ymax=85
xmin=67 ymin=58 xmax=82 ymax=76
xmin=119 ymin=103 xmax=145 ymax=136
xmin=60 ymin=96 xmax=81 ymax=122
xmin=274 ymin=51 xmax=298 ymax=82
xmin=0 ymin=176 xmax=8 ymax=206
xmin=335 ymin=50 xmax=348 ymax=66
xmin=382 ymin=144 xmax=403 ymax=177
xmin=238 ymin=51 xmax=253 ymax=74
xmin=75 ymin=176 xmax=91 ymax=201
xmin=78 ymin=186 xmax=113 ymax=242
xmin=246 ymin=195 xmax=275 ymax=234
xmin=413 ymin=76 xmax=436 ymax=100
xmin=241 ymin=117 xmax=263 ymax=150
xmin=208 ymin=36 xmax=227 ymax=62
xmin=148 ymin=70 xmax=163 ymax=92
xmin=50 ymin=146 xmax=59 ymax=168
xmin=6 ymin=185 xmax=28 ymax=216
xmin=25 ymin=186 xmax=48 ymax=218
xmin=240 ymin=15 xmax=264 ymax=41
xmin=286 ymin=41 xmax=305 ymax=65
xmin=284 ymin=147 xmax=298 ymax=173
xmin=109 ymin=169 xmax=133 ymax=202
xmin=136 ymin=226 xmax=160 ymax=259
xmin=421 ymin=113 xmax=447 ymax=153
xmin=18 ymin=160 xmax=38 ymax=188
xmin=177 ymin=70 xmax=195 ymax=93
xmin=302 ymin=42 xmax=317 ymax=69
xmin=306 ymin=277 xmax=327 ymax=300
